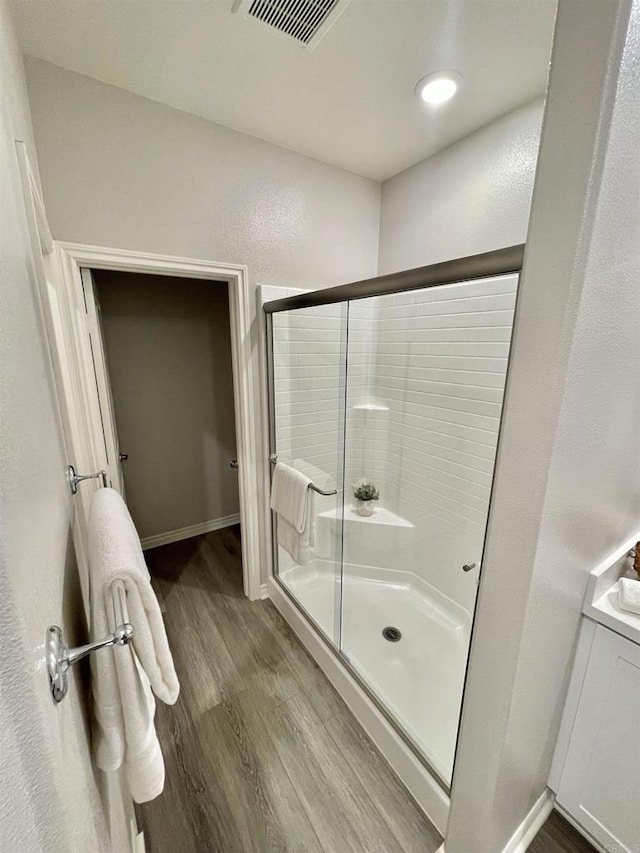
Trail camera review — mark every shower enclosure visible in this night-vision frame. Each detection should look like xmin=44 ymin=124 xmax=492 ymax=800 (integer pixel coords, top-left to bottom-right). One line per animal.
xmin=265 ymin=246 xmax=523 ymax=795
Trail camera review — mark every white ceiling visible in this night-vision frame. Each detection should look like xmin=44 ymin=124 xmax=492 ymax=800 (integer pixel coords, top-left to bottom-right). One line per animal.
xmin=10 ymin=0 xmax=557 ymax=181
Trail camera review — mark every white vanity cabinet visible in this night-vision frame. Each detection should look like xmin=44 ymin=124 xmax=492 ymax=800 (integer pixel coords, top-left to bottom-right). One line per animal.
xmin=551 ymin=618 xmax=640 ymax=852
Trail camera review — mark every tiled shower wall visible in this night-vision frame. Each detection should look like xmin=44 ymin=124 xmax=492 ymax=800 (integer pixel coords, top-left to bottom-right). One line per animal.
xmin=349 ymin=275 xmax=517 ymax=610
xmin=267 ymin=275 xmax=517 ymax=611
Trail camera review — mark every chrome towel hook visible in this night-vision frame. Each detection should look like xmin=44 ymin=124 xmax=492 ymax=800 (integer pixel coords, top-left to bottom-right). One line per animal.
xmin=67 ymin=463 xmax=107 ymax=495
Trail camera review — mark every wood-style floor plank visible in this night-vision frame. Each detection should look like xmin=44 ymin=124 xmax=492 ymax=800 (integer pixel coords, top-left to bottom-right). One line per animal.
xmin=325 ymin=710 xmax=442 ymax=852
xmin=268 ymin=691 xmax=405 ymax=853
xmin=137 ymin=527 xmax=591 ymax=853
xmin=199 ymin=689 xmax=325 ymax=853
xmin=529 ymin=810 xmax=598 ymax=853
xmin=161 ymin=572 xmax=246 ymax=715
xmin=196 ymin=536 xmax=303 ymax=708
xmin=258 ymin=601 xmax=352 ymax=724
xmin=137 ymin=527 xmax=441 ymax=852
xmin=142 ymin=699 xmax=243 ymax=852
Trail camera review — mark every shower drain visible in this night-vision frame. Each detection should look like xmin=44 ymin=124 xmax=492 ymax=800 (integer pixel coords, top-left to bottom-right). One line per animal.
xmin=382 ymin=626 xmax=402 ymax=642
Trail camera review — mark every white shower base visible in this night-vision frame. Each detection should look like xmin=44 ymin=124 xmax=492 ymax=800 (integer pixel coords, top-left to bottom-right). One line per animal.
xmin=279 ymin=560 xmax=472 ymax=783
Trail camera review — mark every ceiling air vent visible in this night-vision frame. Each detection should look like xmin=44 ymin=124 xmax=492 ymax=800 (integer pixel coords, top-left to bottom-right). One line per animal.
xmin=233 ymin=0 xmax=351 ymax=50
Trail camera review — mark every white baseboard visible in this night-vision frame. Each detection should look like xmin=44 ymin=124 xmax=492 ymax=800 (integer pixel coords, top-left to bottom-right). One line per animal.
xmin=502 ymin=788 xmax=555 ymax=853
xmin=259 ymin=583 xmax=270 ymax=600
xmin=268 ymin=576 xmax=450 ymax=836
xmin=141 ymin=513 xmax=240 ymax=550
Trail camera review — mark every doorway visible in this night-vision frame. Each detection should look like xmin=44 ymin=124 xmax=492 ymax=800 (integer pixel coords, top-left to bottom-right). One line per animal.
xmin=52 ymin=242 xmax=262 ymax=600
xmin=88 ymin=269 xmax=240 ymax=551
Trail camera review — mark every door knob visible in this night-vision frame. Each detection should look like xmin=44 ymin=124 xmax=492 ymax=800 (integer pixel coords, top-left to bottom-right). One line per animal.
xmin=229 ymin=459 xmax=239 ymax=469
xmin=118 ymin=453 xmax=128 ymax=461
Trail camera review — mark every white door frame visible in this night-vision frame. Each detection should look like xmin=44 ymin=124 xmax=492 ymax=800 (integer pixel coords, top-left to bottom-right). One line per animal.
xmin=53 ymin=242 xmax=262 ymax=600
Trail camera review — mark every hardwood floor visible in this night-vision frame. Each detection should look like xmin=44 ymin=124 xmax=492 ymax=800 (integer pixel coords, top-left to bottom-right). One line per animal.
xmin=529 ymin=811 xmax=597 ymax=853
xmin=137 ymin=527 xmax=442 ymax=853
xmin=137 ymin=527 xmax=596 ymax=853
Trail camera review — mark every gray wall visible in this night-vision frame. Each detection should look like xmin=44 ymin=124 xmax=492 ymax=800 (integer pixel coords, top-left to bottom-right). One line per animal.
xmin=95 ymin=272 xmax=239 ymax=541
xmin=447 ymin=1 xmax=640 ymax=849
xmin=378 ymin=98 xmax=544 ymax=274
xmin=0 ymin=2 xmax=121 ymax=849
xmin=24 ymin=57 xmax=380 ymax=293
xmin=24 ymin=56 xmax=381 ymax=581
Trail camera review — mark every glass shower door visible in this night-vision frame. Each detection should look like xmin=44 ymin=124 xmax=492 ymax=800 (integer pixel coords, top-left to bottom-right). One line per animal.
xmin=269 ymin=302 xmax=348 ymax=647
xmin=267 ymin=269 xmax=519 ymax=788
xmin=340 ymin=275 xmax=518 ymax=785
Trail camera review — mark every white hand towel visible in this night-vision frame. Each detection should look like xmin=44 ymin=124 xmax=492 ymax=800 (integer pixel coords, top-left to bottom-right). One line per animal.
xmin=270 ymin=462 xmax=315 ymax=565
xmin=89 ymin=488 xmax=179 ymax=803
xmin=618 ymin=577 xmax=640 ymax=616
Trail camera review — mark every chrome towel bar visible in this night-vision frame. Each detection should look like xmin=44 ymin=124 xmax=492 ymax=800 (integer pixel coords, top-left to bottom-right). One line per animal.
xmin=46 ymin=580 xmax=135 ymax=703
xmin=269 ymin=455 xmax=338 ymax=497
xmin=67 ymin=463 xmax=107 ymax=495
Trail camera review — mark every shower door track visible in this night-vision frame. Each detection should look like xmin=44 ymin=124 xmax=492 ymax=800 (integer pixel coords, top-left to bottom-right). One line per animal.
xmin=263 ymin=244 xmax=525 ymax=831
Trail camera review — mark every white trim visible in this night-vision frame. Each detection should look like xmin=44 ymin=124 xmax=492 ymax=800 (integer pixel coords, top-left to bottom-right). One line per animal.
xmin=141 ymin=514 xmax=241 ymax=550
xmin=501 ymin=788 xmax=555 ymax=853
xmin=51 ymin=243 xmax=263 ymax=600
xmin=15 ymin=140 xmax=53 ymax=255
xmin=267 ymin=576 xmax=450 ymax=836
xmin=14 ymin=142 xmax=95 ymax=611
xmin=259 ymin=583 xmax=270 ymax=600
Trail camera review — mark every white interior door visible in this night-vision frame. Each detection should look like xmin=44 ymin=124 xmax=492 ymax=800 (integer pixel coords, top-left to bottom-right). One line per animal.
xmin=79 ymin=267 xmax=125 ymax=494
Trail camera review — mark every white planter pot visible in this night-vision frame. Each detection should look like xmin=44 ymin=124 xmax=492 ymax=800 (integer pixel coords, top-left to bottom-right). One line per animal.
xmin=355 ymin=499 xmax=375 ymax=517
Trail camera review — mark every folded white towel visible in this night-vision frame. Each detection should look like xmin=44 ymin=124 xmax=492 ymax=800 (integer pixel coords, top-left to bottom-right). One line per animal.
xmin=618 ymin=578 xmax=640 ymax=616
xmin=89 ymin=488 xmax=179 ymax=803
xmin=270 ymin=462 xmax=315 ymax=565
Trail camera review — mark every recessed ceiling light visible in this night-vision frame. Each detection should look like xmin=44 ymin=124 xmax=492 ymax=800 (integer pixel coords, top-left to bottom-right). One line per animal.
xmin=415 ymin=71 xmax=462 ymax=106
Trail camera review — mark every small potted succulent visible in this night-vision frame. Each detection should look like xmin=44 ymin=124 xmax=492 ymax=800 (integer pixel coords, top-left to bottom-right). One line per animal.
xmin=352 ymin=479 xmax=379 ymax=517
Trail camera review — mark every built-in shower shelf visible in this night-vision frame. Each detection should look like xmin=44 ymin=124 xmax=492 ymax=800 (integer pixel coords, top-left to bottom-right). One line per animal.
xmin=319 ymin=505 xmax=413 ymax=528
xmin=351 ymin=403 xmax=389 ymax=412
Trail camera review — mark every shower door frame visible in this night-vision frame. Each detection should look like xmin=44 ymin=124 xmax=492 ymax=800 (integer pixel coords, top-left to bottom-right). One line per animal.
xmin=264 ymin=244 xmax=524 ymax=825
